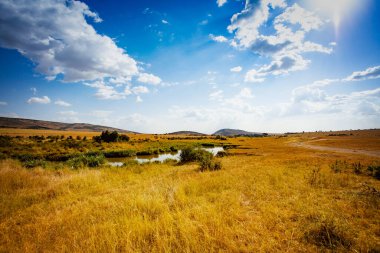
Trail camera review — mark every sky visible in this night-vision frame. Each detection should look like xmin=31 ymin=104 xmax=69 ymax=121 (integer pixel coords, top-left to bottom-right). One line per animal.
xmin=0 ymin=0 xmax=379 ymax=134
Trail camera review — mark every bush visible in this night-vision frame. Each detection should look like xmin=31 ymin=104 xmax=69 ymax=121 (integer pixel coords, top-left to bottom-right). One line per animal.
xmin=180 ymin=147 xmax=222 ymax=172
xmin=199 ymin=158 xmax=222 ymax=172
xmin=179 ymin=147 xmax=198 ymax=163
xmin=67 ymin=154 xmax=105 ymax=169
xmin=93 ymin=131 xmax=130 ymax=143
xmin=23 ymin=159 xmax=47 ymax=169
xmin=367 ymin=165 xmax=380 ymax=180
xmin=103 ymin=150 xmax=136 ymax=158
xmin=216 ymin=151 xmax=227 ymax=157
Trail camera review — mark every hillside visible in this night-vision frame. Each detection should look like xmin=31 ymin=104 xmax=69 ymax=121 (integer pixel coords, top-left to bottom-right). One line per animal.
xmin=168 ymin=131 xmax=207 ymax=136
xmin=0 ymin=117 xmax=136 ymax=133
xmin=213 ymin=128 xmax=267 ymax=137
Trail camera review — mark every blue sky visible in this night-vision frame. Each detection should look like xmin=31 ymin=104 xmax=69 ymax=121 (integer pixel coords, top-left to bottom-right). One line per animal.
xmin=0 ymin=0 xmax=379 ymax=133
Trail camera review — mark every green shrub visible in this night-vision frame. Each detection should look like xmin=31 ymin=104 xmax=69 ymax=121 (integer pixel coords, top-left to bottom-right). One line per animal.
xmin=179 ymin=147 xmax=198 ymax=163
xmin=201 ymin=143 xmax=215 ymax=147
xmin=0 ymin=153 xmax=7 ymax=160
xmin=136 ymin=150 xmax=153 ymax=156
xmin=23 ymin=159 xmax=47 ymax=169
xmin=0 ymin=135 xmax=12 ymax=147
xmin=103 ymin=150 xmax=136 ymax=158
xmin=67 ymin=154 xmax=105 ymax=169
xmin=367 ymin=165 xmax=380 ymax=180
xmin=180 ymin=147 xmax=222 ymax=172
xmin=93 ymin=131 xmax=130 ymax=143
xmin=216 ymin=150 xmax=227 ymax=157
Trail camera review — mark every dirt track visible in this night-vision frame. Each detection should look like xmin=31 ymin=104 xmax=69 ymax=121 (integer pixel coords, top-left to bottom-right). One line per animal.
xmin=291 ymin=139 xmax=380 ymax=158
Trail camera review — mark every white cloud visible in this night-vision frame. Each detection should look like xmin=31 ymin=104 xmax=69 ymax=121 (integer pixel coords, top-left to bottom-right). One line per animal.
xmin=162 ymin=19 xmax=169 ymax=24
xmin=137 ymin=73 xmax=162 ymax=85
xmin=344 ymin=66 xmax=380 ymax=81
xmin=282 ymin=72 xmax=380 ymax=117
xmin=85 ymin=81 xmax=127 ymax=100
xmin=132 ymin=86 xmax=149 ymax=94
xmin=0 ymin=0 xmax=162 ymax=99
xmin=59 ymin=110 xmax=78 ymax=116
xmin=274 ymin=3 xmax=323 ymax=32
xmin=55 ymin=100 xmax=71 ymax=107
xmin=209 ymin=34 xmax=228 ymax=43
xmin=217 ymin=0 xmax=228 ymax=7
xmin=230 ymin=66 xmax=243 ymax=72
xmin=245 ymin=53 xmax=309 ymax=82
xmin=227 ymin=1 xmax=332 ymax=82
xmin=27 ymin=96 xmax=51 ymax=104
xmin=329 ymin=42 xmax=337 ymax=46
xmin=228 ymin=0 xmax=287 ymax=48
xmin=0 ymin=101 xmax=7 ymax=106
xmin=0 ymin=0 xmax=139 ymax=83
xmin=136 ymin=96 xmax=143 ymax=103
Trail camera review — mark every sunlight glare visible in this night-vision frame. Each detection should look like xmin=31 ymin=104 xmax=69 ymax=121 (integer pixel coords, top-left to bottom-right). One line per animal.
xmin=304 ymin=0 xmax=360 ymax=37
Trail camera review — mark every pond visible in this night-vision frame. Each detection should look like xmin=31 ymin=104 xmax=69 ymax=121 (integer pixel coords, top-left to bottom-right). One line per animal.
xmin=108 ymin=146 xmax=224 ymax=166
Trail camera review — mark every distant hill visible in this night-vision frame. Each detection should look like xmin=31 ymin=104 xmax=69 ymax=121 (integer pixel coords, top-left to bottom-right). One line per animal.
xmin=168 ymin=131 xmax=207 ymax=136
xmin=0 ymin=117 xmax=137 ymax=133
xmin=213 ymin=128 xmax=267 ymax=137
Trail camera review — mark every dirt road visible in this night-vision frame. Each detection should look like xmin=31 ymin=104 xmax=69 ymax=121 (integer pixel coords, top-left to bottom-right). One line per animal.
xmin=291 ymin=139 xmax=380 ymax=158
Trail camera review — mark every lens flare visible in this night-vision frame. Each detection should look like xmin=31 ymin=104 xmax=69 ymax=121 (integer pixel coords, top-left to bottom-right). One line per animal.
xmin=303 ymin=0 xmax=360 ymax=38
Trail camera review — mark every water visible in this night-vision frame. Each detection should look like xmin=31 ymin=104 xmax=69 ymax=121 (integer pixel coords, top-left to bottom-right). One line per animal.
xmin=108 ymin=146 xmax=224 ymax=166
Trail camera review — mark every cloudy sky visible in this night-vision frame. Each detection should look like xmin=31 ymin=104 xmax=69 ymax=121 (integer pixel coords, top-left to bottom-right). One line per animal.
xmin=0 ymin=0 xmax=379 ymax=133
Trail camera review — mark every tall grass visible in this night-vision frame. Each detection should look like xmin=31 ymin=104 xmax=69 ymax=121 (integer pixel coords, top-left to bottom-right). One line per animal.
xmin=0 ymin=132 xmax=380 ymax=252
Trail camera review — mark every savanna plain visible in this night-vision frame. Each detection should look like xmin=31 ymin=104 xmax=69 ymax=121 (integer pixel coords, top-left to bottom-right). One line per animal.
xmin=0 ymin=129 xmax=380 ymax=252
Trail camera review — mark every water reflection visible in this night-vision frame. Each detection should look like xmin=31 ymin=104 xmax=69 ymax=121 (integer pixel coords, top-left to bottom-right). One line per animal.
xmin=108 ymin=146 xmax=224 ymax=166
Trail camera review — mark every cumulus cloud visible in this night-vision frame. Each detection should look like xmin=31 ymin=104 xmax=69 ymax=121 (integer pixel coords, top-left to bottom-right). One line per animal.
xmin=55 ymin=100 xmax=71 ymax=107
xmin=136 ymin=96 xmax=143 ymax=103
xmin=0 ymin=0 xmax=162 ymax=99
xmin=0 ymin=0 xmax=139 ymax=83
xmin=217 ymin=0 xmax=228 ymax=7
xmin=230 ymin=66 xmax=242 ymax=72
xmin=85 ymin=81 xmax=129 ymax=100
xmin=245 ymin=53 xmax=309 ymax=82
xmin=282 ymin=73 xmax=380 ymax=116
xmin=344 ymin=66 xmax=380 ymax=81
xmin=226 ymin=0 xmax=332 ymax=82
xmin=27 ymin=96 xmax=51 ymax=104
xmin=274 ymin=3 xmax=323 ymax=32
xmin=209 ymin=34 xmax=228 ymax=43
xmin=137 ymin=73 xmax=162 ymax=85
xmin=132 ymin=86 xmax=149 ymax=94
xmin=0 ymin=101 xmax=7 ymax=106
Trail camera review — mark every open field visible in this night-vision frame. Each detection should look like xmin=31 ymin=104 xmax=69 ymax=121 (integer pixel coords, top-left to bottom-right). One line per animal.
xmin=1 ymin=129 xmax=380 ymax=252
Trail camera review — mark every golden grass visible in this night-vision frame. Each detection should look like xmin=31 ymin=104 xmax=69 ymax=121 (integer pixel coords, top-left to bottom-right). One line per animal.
xmin=0 ymin=131 xmax=380 ymax=252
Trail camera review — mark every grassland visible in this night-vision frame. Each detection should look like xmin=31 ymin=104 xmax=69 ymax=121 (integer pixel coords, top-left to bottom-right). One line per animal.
xmin=0 ymin=129 xmax=379 ymax=252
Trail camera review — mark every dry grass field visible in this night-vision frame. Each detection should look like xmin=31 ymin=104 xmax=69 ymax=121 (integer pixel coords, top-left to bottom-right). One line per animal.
xmin=0 ymin=129 xmax=379 ymax=252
